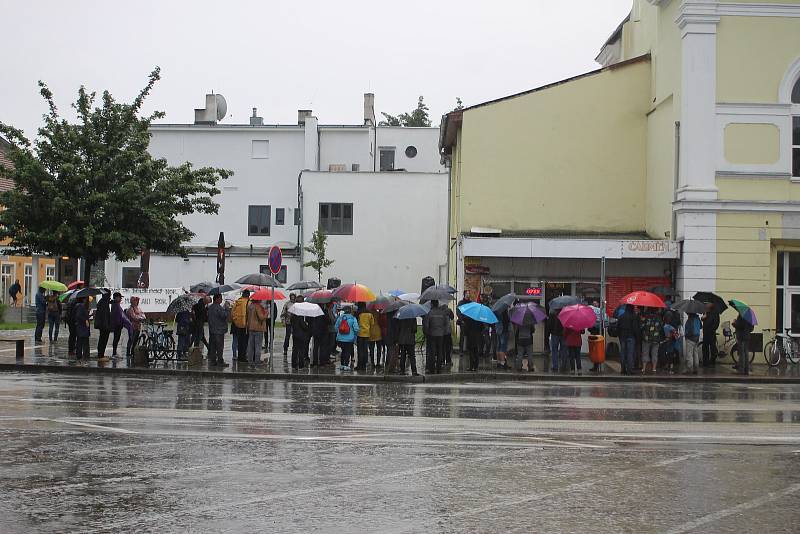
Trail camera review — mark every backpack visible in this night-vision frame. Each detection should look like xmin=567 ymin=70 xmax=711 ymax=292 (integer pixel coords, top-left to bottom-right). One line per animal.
xmin=231 ymin=298 xmax=248 ymax=329
xmin=47 ymin=297 xmax=59 ymax=314
xmin=338 ymin=317 xmax=351 ymax=335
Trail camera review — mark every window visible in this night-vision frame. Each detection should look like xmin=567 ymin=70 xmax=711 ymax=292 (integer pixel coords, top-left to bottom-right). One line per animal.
xmin=405 ymin=145 xmax=418 ymax=158
xmin=1 ymin=264 xmax=13 ymax=305
xmin=122 ymin=267 xmax=141 ymax=288
xmin=379 ymin=147 xmax=395 ymax=171
xmin=793 ymin=77 xmax=800 ymax=178
xmin=351 ymin=163 xmax=360 ymax=172
xmin=251 ymin=140 xmax=270 ymax=159
xmin=294 ymin=208 xmax=301 ymax=226
xmin=23 ymin=265 xmax=32 ymax=305
xmin=248 ymin=205 xmax=271 ymax=236
xmin=319 ymin=202 xmax=353 ymax=235
xmin=275 ymin=208 xmax=285 ymax=226
xmin=45 ymin=265 xmax=55 ymax=281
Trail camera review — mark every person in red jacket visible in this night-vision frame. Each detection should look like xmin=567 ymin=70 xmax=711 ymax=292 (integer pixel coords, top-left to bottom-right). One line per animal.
xmin=563 ymin=327 xmax=584 ymax=374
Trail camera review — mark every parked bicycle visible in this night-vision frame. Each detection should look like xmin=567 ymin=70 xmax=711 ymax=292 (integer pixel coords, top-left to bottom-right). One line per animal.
xmin=717 ymin=320 xmax=756 ymax=367
xmin=138 ymin=320 xmax=176 ymax=360
xmin=763 ymin=328 xmax=800 ymax=367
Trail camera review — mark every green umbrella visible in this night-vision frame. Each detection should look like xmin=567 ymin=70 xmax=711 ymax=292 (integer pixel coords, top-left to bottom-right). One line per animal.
xmin=728 ymin=299 xmax=758 ymax=326
xmin=58 ymin=289 xmax=76 ymax=302
xmin=40 ymin=280 xmax=68 ymax=292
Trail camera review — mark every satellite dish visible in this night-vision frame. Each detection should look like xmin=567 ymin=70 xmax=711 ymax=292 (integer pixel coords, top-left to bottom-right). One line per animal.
xmin=215 ymin=94 xmax=227 ymax=121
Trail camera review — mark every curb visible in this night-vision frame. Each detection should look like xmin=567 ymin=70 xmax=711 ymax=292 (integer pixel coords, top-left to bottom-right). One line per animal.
xmin=1 ymin=362 xmax=799 ymax=384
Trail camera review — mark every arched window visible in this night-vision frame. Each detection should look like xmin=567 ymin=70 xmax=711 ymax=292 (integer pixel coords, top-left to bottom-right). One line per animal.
xmin=794 ymin=77 xmax=800 ymax=178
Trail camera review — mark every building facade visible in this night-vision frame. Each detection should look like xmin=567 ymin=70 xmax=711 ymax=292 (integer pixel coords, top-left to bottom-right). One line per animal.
xmin=441 ymin=0 xmax=800 ymax=343
xmin=105 ymin=93 xmax=445 ymax=292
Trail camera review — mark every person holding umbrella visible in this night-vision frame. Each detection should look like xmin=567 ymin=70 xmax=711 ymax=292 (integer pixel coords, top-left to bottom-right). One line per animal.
xmin=46 ymin=290 xmax=62 ymax=343
xmin=684 ymin=312 xmax=702 ymax=374
xmin=423 ymin=300 xmax=449 ymax=373
xmin=547 ymin=311 xmax=565 ymax=373
xmin=617 ymin=304 xmax=640 ymax=375
xmin=290 ymin=296 xmax=312 ymax=370
xmin=456 ymin=290 xmax=472 ymax=352
xmin=74 ymin=297 xmax=91 ymax=361
xmin=310 ymin=303 xmax=329 ymax=367
xmin=34 ymin=286 xmax=47 ymax=343
xmin=356 ymin=303 xmax=374 ymax=371
xmin=110 ymin=292 xmax=131 ymax=357
xmin=281 ymin=294 xmax=297 ymax=357
xmin=191 ymin=295 xmax=210 ymax=352
xmin=730 ymin=300 xmax=757 ymax=376
xmin=246 ymin=296 xmax=268 ymax=364
xmin=702 ymin=302 xmax=720 ymax=367
xmin=640 ymin=307 xmax=663 ymax=375
xmin=95 ymin=291 xmax=112 ymax=362
xmin=335 ymin=305 xmax=360 ymax=371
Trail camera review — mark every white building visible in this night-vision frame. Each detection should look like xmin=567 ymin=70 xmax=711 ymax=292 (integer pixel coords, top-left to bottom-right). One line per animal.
xmin=104 ymin=93 xmax=446 ymax=292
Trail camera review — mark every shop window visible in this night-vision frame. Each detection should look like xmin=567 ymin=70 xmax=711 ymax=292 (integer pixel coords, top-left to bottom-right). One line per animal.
xmin=789 ymin=252 xmax=800 ymax=286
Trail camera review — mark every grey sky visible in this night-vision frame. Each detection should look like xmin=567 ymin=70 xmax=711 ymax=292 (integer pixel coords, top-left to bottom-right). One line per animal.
xmin=2 ymin=0 xmax=632 ymax=137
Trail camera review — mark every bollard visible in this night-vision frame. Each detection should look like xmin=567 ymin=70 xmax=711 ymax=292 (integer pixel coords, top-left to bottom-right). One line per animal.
xmin=15 ymin=340 xmax=24 ymax=360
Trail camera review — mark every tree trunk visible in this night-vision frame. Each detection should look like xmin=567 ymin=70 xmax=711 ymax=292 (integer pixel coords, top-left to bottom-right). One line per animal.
xmin=82 ymin=257 xmax=92 ymax=285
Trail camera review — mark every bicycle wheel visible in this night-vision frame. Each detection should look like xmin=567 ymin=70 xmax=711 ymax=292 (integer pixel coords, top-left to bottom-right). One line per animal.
xmin=730 ymin=343 xmax=756 ymax=366
xmin=788 ymin=339 xmax=800 ymax=365
xmin=162 ymin=334 xmax=176 ymax=360
xmin=763 ymin=340 xmax=780 ymax=367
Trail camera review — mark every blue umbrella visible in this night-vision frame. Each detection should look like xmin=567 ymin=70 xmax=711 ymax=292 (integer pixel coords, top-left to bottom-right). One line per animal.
xmin=395 ymin=302 xmax=431 ymax=320
xmin=387 ymin=289 xmax=405 ymax=297
xmin=458 ymin=302 xmax=498 ymax=324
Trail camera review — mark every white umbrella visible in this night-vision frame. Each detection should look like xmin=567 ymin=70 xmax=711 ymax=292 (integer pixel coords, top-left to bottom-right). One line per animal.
xmin=397 ymin=292 xmax=420 ymax=302
xmin=289 ymin=302 xmax=324 ymax=318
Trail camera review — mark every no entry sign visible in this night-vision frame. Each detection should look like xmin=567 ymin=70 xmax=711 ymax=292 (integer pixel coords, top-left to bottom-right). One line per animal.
xmin=268 ymin=245 xmax=282 ymax=275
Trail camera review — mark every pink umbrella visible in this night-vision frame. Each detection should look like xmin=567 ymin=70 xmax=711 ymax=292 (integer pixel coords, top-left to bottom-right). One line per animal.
xmin=558 ymin=304 xmax=598 ymax=330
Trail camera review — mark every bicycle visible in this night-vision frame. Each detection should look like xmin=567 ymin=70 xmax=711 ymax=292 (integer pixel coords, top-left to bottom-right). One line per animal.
xmin=763 ymin=328 xmax=800 ymax=367
xmin=139 ymin=320 xmax=176 ymax=360
xmin=717 ymin=321 xmax=756 ymax=367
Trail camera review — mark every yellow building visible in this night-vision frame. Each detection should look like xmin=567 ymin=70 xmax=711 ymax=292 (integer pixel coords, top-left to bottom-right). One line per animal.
xmin=440 ymin=0 xmax=800 ymax=342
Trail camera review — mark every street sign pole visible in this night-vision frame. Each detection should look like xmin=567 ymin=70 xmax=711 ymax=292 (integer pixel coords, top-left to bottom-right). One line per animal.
xmin=268 ymin=245 xmax=283 ymax=369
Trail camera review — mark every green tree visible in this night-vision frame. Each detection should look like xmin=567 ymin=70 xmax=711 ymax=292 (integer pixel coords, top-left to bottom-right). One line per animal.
xmin=303 ymin=230 xmax=334 ymax=282
xmin=379 ymin=95 xmax=432 ymax=127
xmin=0 ymin=67 xmax=231 ymax=281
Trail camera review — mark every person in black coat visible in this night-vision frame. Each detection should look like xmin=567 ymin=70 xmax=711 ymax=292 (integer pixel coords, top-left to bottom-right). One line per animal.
xmin=291 ymin=299 xmax=311 ymax=369
xmin=310 ymin=304 xmax=329 ymax=367
xmin=732 ymin=313 xmax=754 ymax=375
xmin=616 ymin=304 xmax=641 ymax=375
xmin=701 ymin=304 xmax=720 ymax=367
xmin=94 ymin=292 xmax=112 ymax=360
xmin=191 ymin=296 xmax=210 ymax=351
xmin=397 ymin=317 xmax=418 ymax=376
xmin=464 ymin=316 xmax=484 ymax=372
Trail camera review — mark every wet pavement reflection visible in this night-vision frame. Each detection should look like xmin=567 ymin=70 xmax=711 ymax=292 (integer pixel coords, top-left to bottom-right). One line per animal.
xmin=0 ymin=372 xmax=799 ymax=532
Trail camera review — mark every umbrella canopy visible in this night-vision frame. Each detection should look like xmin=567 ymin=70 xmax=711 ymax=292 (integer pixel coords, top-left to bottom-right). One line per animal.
xmin=235 ymin=273 xmax=284 ymax=288
xmin=395 ymin=303 xmax=431 ymax=320
xmin=649 ymin=286 xmax=680 ymax=298
xmin=289 ymin=301 xmax=324 ymax=317
xmin=558 ymin=304 xmax=598 ymax=330
xmin=58 ymin=289 xmax=77 ymax=302
xmin=673 ymin=299 xmax=707 ymax=315
xmin=306 ymin=289 xmax=335 ymax=304
xmin=332 ymin=283 xmax=376 ymax=303
xmin=458 ymin=302 xmax=499 ymax=324
xmin=729 ymin=299 xmax=758 ymax=326
xmin=548 ymin=295 xmax=580 ymax=312
xmin=510 ymin=303 xmax=547 ymax=326
xmin=491 ymin=293 xmax=518 ymax=313
xmin=67 ymin=280 xmax=85 ymax=290
xmin=207 ymin=283 xmax=243 ymax=296
xmin=432 ymin=284 xmax=457 ymax=294
xmin=190 ymin=281 xmax=218 ymax=293
xmin=40 ymin=280 xmax=67 ymax=292
xmin=73 ymin=287 xmax=108 ymax=299
xmin=166 ymin=293 xmax=202 ymax=314
xmin=368 ymin=295 xmax=397 ymax=312
xmin=387 ymin=289 xmax=405 ymax=297
xmin=620 ymin=291 xmax=666 ymax=309
xmin=286 ymin=280 xmax=324 ymax=291
xmin=250 ymin=289 xmax=287 ymax=301
xmin=381 ymin=299 xmax=409 ymax=314
xmin=693 ymin=292 xmax=728 ymax=314
xmin=419 ymin=286 xmax=456 ymax=303
xmin=397 ymin=292 xmax=420 ymax=302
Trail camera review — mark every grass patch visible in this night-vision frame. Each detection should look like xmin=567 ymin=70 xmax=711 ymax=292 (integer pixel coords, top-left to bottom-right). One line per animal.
xmin=0 ymin=323 xmax=36 ymax=330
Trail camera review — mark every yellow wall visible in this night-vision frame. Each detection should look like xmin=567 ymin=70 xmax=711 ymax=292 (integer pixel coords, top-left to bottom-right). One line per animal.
xmin=717 ymin=15 xmax=800 ymax=103
xmin=0 ymin=256 xmax=56 ymax=306
xmin=723 ymin=123 xmax=781 ymax=164
xmin=456 ymin=58 xmax=652 ymax=234
xmin=717 ymin=177 xmax=800 ymax=202
xmin=645 ymin=96 xmax=675 ymax=239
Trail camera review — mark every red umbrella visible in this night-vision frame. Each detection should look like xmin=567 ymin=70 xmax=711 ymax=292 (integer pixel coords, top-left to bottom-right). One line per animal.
xmin=306 ymin=289 xmax=335 ymax=304
xmin=249 ymin=289 xmax=286 ymax=301
xmin=620 ymin=291 xmax=665 ymax=309
xmin=67 ymin=280 xmax=85 ymax=290
xmin=332 ymin=283 xmax=376 ymax=303
xmin=558 ymin=304 xmax=598 ymax=330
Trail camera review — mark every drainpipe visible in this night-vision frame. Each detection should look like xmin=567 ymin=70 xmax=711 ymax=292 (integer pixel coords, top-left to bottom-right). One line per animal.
xmin=297 ymin=171 xmax=304 ymax=280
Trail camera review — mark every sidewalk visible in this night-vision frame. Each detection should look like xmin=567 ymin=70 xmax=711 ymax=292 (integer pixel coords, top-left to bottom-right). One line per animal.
xmin=2 ymin=328 xmax=799 ymax=383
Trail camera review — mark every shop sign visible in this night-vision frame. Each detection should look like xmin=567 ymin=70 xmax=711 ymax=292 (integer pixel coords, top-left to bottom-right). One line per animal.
xmin=465 ymin=265 xmax=490 ymax=275
xmin=524 ymin=287 xmax=543 ymax=297
xmin=621 ymin=240 xmax=680 ymax=259
xmin=105 ymin=287 xmax=184 ymax=312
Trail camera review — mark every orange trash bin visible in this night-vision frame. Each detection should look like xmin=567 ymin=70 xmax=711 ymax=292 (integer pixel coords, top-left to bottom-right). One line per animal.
xmin=588 ymin=335 xmax=606 ymax=364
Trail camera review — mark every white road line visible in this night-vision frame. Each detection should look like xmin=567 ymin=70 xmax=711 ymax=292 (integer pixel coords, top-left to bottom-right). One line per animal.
xmin=0 ymin=344 xmax=44 ymax=353
xmin=50 ymin=419 xmax=138 ymax=434
xmin=665 ymin=483 xmax=800 ymax=534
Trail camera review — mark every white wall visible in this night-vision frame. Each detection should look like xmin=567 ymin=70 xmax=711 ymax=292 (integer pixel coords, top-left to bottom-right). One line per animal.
xmin=300 ymin=171 xmax=448 ymax=294
xmin=376 ymin=127 xmax=444 ymax=173
xmin=319 ymin=127 xmax=373 ymax=171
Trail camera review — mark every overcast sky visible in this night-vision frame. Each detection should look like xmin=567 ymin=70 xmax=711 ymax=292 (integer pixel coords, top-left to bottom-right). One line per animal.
xmin=2 ymin=0 xmax=632 ymax=137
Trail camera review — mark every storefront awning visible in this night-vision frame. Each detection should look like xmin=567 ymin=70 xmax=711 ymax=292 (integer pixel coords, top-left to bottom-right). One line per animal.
xmin=462 ymin=236 xmax=680 ymax=260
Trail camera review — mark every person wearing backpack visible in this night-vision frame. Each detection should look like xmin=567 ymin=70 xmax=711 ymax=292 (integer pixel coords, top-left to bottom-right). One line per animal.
xmin=246 ymin=297 xmax=268 ymax=364
xmin=684 ymin=312 xmax=701 ymax=374
xmin=46 ymin=292 xmax=62 ymax=342
xmin=514 ymin=322 xmax=536 ymax=372
xmin=230 ymin=289 xmax=250 ymax=362
xmin=335 ymin=306 xmax=359 ymax=370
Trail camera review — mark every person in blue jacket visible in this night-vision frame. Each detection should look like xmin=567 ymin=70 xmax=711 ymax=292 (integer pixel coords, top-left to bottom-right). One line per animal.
xmin=334 ymin=306 xmax=360 ymax=371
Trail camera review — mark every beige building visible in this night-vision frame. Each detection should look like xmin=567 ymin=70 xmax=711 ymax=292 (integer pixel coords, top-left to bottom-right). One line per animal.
xmin=441 ymin=0 xmax=800 ymax=346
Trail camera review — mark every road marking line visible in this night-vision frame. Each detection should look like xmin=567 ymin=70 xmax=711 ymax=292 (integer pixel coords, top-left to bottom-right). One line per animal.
xmin=49 ymin=419 xmax=138 ymax=434
xmin=0 ymin=344 xmax=44 ymax=353
xmin=665 ymin=483 xmax=800 ymax=534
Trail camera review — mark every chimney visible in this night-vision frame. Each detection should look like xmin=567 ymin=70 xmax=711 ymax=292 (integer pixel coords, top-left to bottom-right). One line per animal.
xmin=250 ymin=107 xmax=263 ymax=126
xmin=363 ymin=93 xmax=375 ymax=126
xmin=298 ymin=109 xmax=312 ymax=125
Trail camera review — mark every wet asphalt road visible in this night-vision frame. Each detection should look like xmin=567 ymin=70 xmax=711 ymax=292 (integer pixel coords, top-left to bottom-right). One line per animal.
xmin=0 ymin=373 xmax=799 ymax=533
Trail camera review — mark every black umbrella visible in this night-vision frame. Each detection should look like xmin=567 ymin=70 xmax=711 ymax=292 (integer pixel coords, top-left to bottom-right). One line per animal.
xmin=207 ymin=283 xmax=243 ymax=296
xmin=692 ymin=292 xmax=728 ymax=314
xmin=286 ymin=280 xmax=324 ymax=291
xmin=235 ymin=273 xmax=284 ymax=288
xmin=672 ymin=299 xmax=707 ymax=315
xmin=432 ymin=284 xmax=457 ymax=294
xmin=190 ymin=281 xmax=218 ymax=293
xmin=649 ymin=286 xmax=680 ymax=298
xmin=491 ymin=293 xmax=518 ymax=313
xmin=73 ymin=287 xmax=108 ymax=299
xmin=548 ymin=295 xmax=580 ymax=312
xmin=381 ymin=299 xmax=409 ymax=314
xmin=419 ymin=286 xmax=456 ymax=303
xmin=166 ymin=293 xmax=203 ymax=314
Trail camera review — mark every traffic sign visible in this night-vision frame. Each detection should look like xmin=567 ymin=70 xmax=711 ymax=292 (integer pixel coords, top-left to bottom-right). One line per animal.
xmin=268 ymin=245 xmax=282 ymax=275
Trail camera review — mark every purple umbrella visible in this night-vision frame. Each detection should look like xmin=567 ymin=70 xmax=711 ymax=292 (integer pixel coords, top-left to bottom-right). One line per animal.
xmin=510 ymin=303 xmax=546 ymax=326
